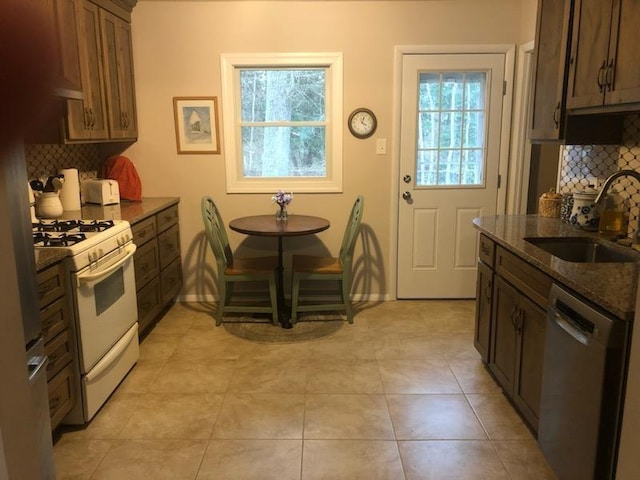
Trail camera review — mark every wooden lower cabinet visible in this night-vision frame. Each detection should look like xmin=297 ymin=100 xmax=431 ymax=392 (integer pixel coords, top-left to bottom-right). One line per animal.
xmin=513 ymin=294 xmax=546 ymax=427
xmin=489 ymin=276 xmax=546 ymax=431
xmin=474 ymin=260 xmax=493 ymax=362
xmin=38 ymin=261 xmax=77 ymax=431
xmin=475 ymin=238 xmax=549 ymax=434
xmin=48 ymin=363 xmax=77 ymax=430
xmin=137 ymin=276 xmax=162 ymax=334
xmin=131 ymin=203 xmax=183 ymax=337
xmin=489 ymin=276 xmax=519 ymax=394
xmin=161 ymin=256 xmax=183 ymax=305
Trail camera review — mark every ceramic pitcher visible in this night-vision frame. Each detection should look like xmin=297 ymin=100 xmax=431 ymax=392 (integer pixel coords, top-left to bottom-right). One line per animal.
xmin=35 ymin=191 xmax=63 ymax=219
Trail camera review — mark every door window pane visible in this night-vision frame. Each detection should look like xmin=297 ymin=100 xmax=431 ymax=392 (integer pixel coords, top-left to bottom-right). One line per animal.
xmin=415 ymin=71 xmax=487 ymax=187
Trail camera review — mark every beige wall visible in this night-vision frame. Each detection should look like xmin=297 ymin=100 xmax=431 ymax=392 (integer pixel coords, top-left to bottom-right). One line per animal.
xmin=127 ymin=0 xmax=532 ymax=301
xmin=519 ymin=0 xmax=538 ymax=43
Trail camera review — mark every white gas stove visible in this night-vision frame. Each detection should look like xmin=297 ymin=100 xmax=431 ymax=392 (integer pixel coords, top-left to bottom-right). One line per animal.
xmin=32 ymin=217 xmax=139 ymax=424
xmin=32 ymin=219 xmax=133 ymax=271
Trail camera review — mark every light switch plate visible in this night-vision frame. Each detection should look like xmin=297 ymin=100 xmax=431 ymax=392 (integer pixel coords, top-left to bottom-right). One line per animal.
xmin=376 ymin=138 xmax=387 ymax=155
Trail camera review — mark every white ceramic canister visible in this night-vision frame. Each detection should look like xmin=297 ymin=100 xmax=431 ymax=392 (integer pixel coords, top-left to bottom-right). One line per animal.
xmin=569 ymin=188 xmax=600 ymax=230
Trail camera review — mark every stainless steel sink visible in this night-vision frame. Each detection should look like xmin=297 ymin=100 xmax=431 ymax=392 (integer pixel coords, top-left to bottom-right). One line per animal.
xmin=524 ymin=237 xmax=639 ymax=263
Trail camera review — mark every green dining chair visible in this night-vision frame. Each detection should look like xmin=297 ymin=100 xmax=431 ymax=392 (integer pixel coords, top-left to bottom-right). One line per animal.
xmin=201 ymin=196 xmax=279 ymax=326
xmin=290 ymin=195 xmax=364 ymax=324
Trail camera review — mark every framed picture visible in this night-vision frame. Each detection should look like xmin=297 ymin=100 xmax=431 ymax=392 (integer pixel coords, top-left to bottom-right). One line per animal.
xmin=173 ymin=96 xmax=221 ymax=154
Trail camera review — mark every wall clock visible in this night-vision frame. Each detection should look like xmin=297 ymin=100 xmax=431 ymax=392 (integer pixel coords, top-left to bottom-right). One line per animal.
xmin=348 ymin=108 xmax=377 ymax=139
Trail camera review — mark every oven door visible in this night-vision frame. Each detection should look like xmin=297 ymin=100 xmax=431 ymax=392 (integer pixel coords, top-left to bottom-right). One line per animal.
xmin=73 ymin=242 xmax=138 ymax=372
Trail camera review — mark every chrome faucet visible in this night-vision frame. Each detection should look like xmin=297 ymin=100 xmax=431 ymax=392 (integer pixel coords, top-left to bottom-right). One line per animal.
xmin=595 ymin=170 xmax=640 ymax=205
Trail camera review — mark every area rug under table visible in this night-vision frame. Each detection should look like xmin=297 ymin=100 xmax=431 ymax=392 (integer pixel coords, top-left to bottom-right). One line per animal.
xmin=223 ymin=314 xmax=344 ymax=343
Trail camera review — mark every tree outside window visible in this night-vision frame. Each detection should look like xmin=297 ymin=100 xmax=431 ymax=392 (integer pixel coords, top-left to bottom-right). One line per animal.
xmin=221 ymin=53 xmax=343 ymax=193
xmin=416 ymin=71 xmax=487 ymax=187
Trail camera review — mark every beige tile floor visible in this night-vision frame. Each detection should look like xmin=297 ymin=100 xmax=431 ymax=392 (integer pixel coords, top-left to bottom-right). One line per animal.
xmin=53 ymin=300 xmax=557 ymax=480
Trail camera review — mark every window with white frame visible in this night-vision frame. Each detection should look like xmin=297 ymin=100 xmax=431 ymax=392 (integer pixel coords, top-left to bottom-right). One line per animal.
xmin=221 ymin=53 xmax=343 ymax=193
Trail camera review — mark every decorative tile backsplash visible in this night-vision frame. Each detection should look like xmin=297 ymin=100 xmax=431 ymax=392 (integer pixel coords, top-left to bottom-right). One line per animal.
xmin=25 ymin=143 xmax=102 ymax=184
xmin=558 ymin=114 xmax=640 ymax=237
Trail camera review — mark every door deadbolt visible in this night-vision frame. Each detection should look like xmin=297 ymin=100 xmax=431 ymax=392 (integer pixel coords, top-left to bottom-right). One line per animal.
xmin=402 ymin=191 xmax=412 ymax=200
xmin=403 ymin=175 xmax=412 ymax=183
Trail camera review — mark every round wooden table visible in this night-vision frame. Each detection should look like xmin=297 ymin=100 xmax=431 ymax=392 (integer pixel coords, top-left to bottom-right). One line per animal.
xmin=229 ymin=214 xmax=330 ymax=328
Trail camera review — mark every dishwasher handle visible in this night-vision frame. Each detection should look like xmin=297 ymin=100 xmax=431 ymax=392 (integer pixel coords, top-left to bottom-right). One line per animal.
xmin=548 ymin=303 xmax=591 ymax=346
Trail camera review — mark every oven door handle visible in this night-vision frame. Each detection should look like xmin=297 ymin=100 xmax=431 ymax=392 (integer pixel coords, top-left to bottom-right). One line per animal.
xmin=77 ymin=243 xmax=137 ymax=284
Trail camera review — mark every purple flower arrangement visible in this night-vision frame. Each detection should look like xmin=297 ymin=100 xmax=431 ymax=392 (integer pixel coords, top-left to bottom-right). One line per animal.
xmin=272 ymin=190 xmax=293 ymax=207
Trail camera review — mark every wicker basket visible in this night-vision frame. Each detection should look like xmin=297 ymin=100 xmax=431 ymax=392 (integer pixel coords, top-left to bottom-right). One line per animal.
xmin=538 ymin=190 xmax=563 ymax=218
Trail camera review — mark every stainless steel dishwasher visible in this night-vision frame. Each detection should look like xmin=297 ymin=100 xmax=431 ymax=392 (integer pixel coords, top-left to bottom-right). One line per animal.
xmin=538 ymin=283 xmax=630 ymax=480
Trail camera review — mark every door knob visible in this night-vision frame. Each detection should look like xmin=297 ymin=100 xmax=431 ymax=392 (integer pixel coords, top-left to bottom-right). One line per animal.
xmin=402 ymin=191 xmax=412 ymax=200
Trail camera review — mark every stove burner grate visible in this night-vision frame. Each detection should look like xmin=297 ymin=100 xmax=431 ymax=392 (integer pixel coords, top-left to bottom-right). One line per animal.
xmin=33 ymin=219 xmax=80 ymax=232
xmin=78 ymin=220 xmax=115 ymax=232
xmin=33 ymin=232 xmax=87 ymax=247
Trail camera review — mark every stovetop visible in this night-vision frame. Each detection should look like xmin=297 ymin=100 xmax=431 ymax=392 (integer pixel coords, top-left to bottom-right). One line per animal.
xmin=32 ymin=220 xmax=117 ymax=247
xmin=32 ymin=219 xmax=133 ymax=271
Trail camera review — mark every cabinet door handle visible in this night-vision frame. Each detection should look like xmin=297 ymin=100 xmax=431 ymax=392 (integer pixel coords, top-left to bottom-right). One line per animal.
xmin=605 ymin=58 xmax=615 ymax=92
xmin=124 ymin=111 xmax=129 ymax=128
xmin=552 ymin=102 xmax=560 ymax=129
xmin=597 ymin=60 xmax=607 ymax=92
xmin=516 ymin=307 xmax=524 ymax=334
xmin=484 ymin=279 xmax=492 ymax=301
xmin=83 ymin=108 xmax=90 ymax=129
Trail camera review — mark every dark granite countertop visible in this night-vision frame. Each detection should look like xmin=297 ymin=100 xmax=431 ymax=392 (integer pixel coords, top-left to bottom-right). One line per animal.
xmin=34 ymin=197 xmax=180 ymax=272
xmin=79 ymin=197 xmax=180 ymax=224
xmin=473 ymin=215 xmax=640 ymax=321
xmin=34 ymin=249 xmax=68 ymax=272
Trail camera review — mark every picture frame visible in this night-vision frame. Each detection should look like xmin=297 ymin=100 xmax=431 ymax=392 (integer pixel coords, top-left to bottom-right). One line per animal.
xmin=173 ymin=96 xmax=221 ymax=154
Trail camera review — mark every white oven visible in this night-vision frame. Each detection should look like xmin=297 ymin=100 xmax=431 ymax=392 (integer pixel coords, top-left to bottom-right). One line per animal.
xmin=34 ymin=219 xmax=140 ymax=423
xmin=74 ymin=242 xmax=137 ymax=371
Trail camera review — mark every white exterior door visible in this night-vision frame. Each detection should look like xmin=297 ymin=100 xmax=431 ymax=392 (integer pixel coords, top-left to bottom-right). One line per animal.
xmin=397 ymin=53 xmax=505 ymax=298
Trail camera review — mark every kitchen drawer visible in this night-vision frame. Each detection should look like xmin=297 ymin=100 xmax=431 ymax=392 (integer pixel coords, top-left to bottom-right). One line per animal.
xmin=156 ymin=204 xmax=179 ymax=233
xmin=137 ymin=276 xmax=162 ymax=336
xmin=41 ymin=295 xmax=71 ymax=344
xmin=131 ymin=216 xmax=157 ymax=246
xmin=161 ymin=256 xmax=183 ymax=304
xmin=45 ymin=329 xmax=74 ymax=381
xmin=48 ymin=363 xmax=76 ymax=430
xmin=134 ymin=238 xmax=160 ymax=290
xmin=496 ymin=245 xmax=552 ymax=309
xmin=37 ymin=262 xmax=66 ymax=309
xmin=158 ymin=224 xmax=181 ymax=269
xmin=479 ymin=234 xmax=496 ymax=268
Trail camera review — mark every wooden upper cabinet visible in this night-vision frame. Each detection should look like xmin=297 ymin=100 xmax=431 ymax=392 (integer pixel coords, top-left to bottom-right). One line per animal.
xmin=53 ymin=0 xmax=137 ymax=142
xmin=100 ymin=9 xmax=138 ymax=140
xmin=606 ymin=0 xmax=640 ymax=106
xmin=54 ymin=0 xmax=83 ymax=90
xmin=529 ymin=0 xmax=573 ymax=141
xmin=567 ymin=0 xmax=640 ymax=111
xmin=57 ymin=0 xmax=109 ymax=141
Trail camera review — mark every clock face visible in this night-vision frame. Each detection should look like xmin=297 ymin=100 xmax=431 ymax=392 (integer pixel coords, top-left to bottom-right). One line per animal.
xmin=348 ymin=108 xmax=377 ymax=139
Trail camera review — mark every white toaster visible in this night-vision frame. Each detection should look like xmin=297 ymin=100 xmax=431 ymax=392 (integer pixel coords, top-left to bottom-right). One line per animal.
xmin=82 ymin=179 xmax=120 ymax=205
